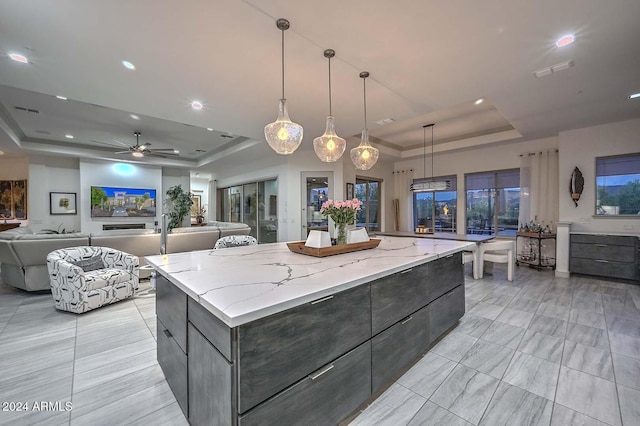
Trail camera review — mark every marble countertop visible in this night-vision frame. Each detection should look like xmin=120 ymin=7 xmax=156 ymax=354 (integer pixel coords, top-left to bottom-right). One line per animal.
xmin=146 ymin=236 xmax=474 ymax=327
xmin=375 ymin=231 xmax=495 ymax=243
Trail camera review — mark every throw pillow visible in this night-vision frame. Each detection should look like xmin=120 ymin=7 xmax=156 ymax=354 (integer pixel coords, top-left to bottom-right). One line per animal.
xmin=70 ymin=255 xmax=105 ymax=272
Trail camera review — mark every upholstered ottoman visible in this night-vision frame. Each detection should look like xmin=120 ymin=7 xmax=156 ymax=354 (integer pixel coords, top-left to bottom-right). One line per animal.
xmin=46 ymin=246 xmax=139 ymax=314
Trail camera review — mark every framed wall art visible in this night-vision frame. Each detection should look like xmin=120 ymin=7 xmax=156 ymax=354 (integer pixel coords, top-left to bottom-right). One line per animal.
xmin=50 ymin=192 xmax=77 ymax=215
xmin=0 ymin=180 xmax=27 ymax=220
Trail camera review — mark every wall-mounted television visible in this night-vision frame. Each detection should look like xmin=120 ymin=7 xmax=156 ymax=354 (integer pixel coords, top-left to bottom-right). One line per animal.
xmin=91 ymin=186 xmax=157 ymax=218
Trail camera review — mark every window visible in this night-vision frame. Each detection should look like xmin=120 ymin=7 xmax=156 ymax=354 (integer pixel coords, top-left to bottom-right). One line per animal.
xmin=355 ymin=178 xmax=381 ymax=232
xmin=466 ymin=169 xmax=520 ymax=236
xmin=596 ymin=153 xmax=640 ymax=215
xmin=413 ymin=176 xmax=457 ymax=233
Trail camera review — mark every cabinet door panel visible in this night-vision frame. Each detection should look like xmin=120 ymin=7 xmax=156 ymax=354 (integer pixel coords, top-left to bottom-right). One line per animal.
xmin=156 ymin=275 xmax=187 ymax=353
xmin=188 ymin=297 xmax=232 ymax=361
xmin=239 ymin=342 xmax=371 ymax=426
xmin=237 ymin=284 xmax=371 ymax=413
xmin=158 ymin=318 xmax=188 ymax=417
xmin=371 ymin=262 xmax=429 ymax=335
xmin=429 ymin=285 xmax=465 ymax=341
xmin=429 ymin=253 xmax=464 ymax=303
xmin=371 ymin=304 xmax=430 ymax=391
xmin=188 ymin=324 xmax=233 ymax=426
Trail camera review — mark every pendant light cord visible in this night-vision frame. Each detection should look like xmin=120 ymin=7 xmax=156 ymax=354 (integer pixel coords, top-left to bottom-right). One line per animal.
xmin=281 ymin=28 xmax=285 ymax=100
xmin=328 ymin=56 xmax=332 ymax=116
xmin=431 ymin=124 xmax=435 ymax=181
xmin=422 ymin=124 xmax=435 ymax=180
xmin=363 ymin=76 xmax=367 ymax=130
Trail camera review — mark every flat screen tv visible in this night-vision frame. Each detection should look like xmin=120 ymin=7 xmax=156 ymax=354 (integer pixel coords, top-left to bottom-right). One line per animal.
xmin=90 ymin=186 xmax=157 ymax=218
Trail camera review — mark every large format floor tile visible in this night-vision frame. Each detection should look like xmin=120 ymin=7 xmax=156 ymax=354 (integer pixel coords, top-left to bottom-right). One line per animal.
xmin=555 ymin=366 xmax=621 ymax=426
xmin=3 ymin=263 xmax=640 ymax=426
xmin=430 ymin=364 xmax=499 ymax=425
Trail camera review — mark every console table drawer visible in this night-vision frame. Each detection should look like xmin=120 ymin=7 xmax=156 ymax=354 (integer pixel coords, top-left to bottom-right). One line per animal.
xmin=371 ymin=262 xmax=429 ymax=335
xmin=239 ymin=342 xmax=371 ymax=426
xmin=429 ymin=253 xmax=464 ymax=302
xmin=570 ymin=257 xmax=636 ymax=280
xmin=571 ymin=234 xmax=636 ymax=246
xmin=156 ymin=275 xmax=187 ymax=353
xmin=237 ymin=284 xmax=371 ymax=413
xmin=371 ymin=303 xmax=430 ymax=391
xmin=571 ymin=243 xmax=636 ymax=262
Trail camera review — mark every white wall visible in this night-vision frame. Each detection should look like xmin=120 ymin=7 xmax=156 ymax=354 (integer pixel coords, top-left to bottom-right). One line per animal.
xmin=0 ymin=155 xmax=29 ymax=226
xmin=27 ymin=155 xmax=81 ymax=233
xmin=79 ymin=159 xmax=163 ymax=233
xmin=558 ymin=118 xmax=640 ymax=234
xmin=393 ymin=136 xmax=559 ymax=233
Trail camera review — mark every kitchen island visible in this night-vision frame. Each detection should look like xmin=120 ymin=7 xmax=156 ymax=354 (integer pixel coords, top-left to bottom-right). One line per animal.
xmin=146 ymin=236 xmax=474 ymax=425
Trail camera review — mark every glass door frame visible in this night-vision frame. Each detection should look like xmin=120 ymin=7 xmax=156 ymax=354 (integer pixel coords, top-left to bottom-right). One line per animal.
xmin=300 ymin=171 xmax=334 ymax=240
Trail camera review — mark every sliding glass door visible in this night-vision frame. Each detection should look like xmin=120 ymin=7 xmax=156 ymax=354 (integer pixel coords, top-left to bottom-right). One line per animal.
xmin=355 ymin=178 xmax=381 ymax=232
xmin=219 ymin=178 xmax=278 ymax=243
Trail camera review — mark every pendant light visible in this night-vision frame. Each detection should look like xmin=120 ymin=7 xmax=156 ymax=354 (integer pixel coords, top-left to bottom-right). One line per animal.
xmin=313 ymin=49 xmax=346 ymax=162
xmin=264 ymin=18 xmax=303 ymax=155
xmin=350 ymin=71 xmax=379 ymax=170
xmin=410 ymin=123 xmax=450 ymax=191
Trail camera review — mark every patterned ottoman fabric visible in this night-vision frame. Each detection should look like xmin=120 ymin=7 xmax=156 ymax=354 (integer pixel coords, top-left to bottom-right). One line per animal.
xmin=47 ymin=246 xmax=139 ymax=314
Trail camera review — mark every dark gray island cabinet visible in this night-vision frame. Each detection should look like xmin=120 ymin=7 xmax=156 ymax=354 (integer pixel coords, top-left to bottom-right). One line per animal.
xmin=151 ymin=238 xmax=468 ymax=425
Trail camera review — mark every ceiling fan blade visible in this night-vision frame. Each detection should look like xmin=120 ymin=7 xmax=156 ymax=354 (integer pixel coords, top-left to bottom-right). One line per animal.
xmin=112 ymin=139 xmax=131 ymax=148
xmin=113 ymin=150 xmax=132 ymax=154
xmin=149 ymin=148 xmax=179 ymax=152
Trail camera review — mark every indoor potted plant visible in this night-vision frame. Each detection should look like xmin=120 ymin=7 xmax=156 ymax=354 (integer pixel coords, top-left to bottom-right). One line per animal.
xmin=165 ymin=185 xmax=193 ymax=231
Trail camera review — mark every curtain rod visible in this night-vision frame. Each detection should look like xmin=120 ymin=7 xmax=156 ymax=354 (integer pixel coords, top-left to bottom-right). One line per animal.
xmin=519 ymin=149 xmax=559 ymax=157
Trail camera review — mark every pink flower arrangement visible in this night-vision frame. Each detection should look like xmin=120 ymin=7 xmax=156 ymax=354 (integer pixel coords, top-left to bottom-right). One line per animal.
xmin=320 ymin=198 xmax=363 ymax=224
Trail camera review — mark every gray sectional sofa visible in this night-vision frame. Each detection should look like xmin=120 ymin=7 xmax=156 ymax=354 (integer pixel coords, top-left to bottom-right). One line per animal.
xmin=0 ymin=222 xmax=250 ymax=292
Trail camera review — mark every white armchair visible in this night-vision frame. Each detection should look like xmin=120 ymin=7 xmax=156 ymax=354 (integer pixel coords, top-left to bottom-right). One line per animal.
xmin=47 ymin=246 xmax=139 ymax=314
xmin=462 ymin=244 xmax=480 ymax=279
xmin=479 ymin=240 xmax=515 ymax=281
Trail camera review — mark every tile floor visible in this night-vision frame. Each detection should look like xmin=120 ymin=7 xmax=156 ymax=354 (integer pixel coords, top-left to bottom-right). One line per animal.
xmin=0 ymin=265 xmax=638 ymax=425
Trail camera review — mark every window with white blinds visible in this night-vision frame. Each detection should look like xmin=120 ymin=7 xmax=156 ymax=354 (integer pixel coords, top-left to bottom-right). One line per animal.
xmin=596 ymin=153 xmax=640 ymax=215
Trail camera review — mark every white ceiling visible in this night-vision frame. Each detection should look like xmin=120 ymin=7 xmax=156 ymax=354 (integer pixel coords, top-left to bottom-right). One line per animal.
xmin=0 ymin=0 xmax=639 ymax=168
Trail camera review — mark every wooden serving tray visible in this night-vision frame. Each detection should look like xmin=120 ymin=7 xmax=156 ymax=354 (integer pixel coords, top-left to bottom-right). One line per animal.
xmin=287 ymin=238 xmax=381 ymax=257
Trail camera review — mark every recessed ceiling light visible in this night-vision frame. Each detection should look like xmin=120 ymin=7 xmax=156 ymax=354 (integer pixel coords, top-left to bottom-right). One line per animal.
xmin=173 ymin=149 xmax=180 ymax=154
xmin=555 ymin=34 xmax=575 ymax=47
xmin=475 ymin=98 xmax=484 ymax=105
xmin=132 ymin=151 xmax=144 ymax=158
xmin=9 ymin=53 xmax=28 ymax=63
xmin=191 ymin=101 xmax=203 ymax=110
xmin=122 ymin=60 xmax=135 ymax=70
xmin=65 ymin=134 xmax=74 ymax=139
xmin=207 ymin=128 xmax=213 ymax=131
xmin=56 ymin=95 xmax=68 ymax=100
xmin=629 ymin=92 xmax=640 ymax=100
xmin=130 ymin=114 xmax=140 ymax=120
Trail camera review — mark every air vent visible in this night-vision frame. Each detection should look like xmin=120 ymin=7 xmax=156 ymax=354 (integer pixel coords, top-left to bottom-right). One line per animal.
xmin=533 ymin=60 xmax=574 ymax=78
xmin=35 ymin=130 xmax=51 ymax=135
xmin=220 ymin=134 xmax=234 ymax=139
xmin=195 ymin=149 xmax=207 ymax=153
xmin=376 ymin=118 xmax=395 ymax=126
xmin=15 ymin=106 xmax=40 ymax=114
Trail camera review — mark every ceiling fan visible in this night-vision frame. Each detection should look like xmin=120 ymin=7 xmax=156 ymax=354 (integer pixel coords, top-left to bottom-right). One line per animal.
xmin=113 ymin=132 xmax=179 ymax=158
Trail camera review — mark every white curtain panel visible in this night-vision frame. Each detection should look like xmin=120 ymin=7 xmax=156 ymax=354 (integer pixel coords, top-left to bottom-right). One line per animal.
xmin=393 ymin=169 xmax=414 ymax=232
xmin=519 ymin=150 xmax=559 ymax=228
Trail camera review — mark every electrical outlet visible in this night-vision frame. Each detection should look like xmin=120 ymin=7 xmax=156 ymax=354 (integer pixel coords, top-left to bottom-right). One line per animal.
xmin=623 ymin=224 xmax=634 ymax=230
